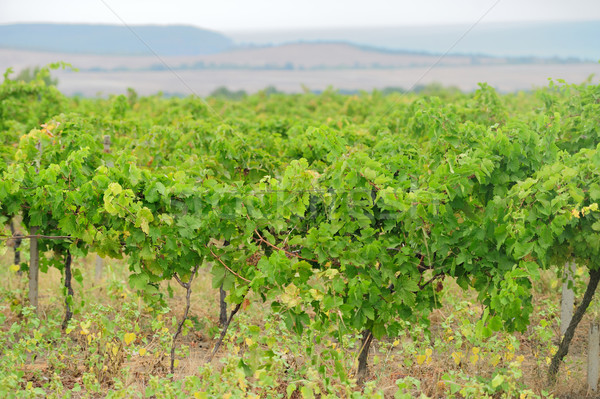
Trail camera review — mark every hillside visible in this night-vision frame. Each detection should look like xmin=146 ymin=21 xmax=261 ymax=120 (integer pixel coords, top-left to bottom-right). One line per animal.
xmin=0 ymin=43 xmax=546 ymax=74
xmin=1 ymin=43 xmax=599 ymax=97
xmin=0 ymin=23 xmax=234 ymax=56
xmin=229 ymin=21 xmax=600 ymax=61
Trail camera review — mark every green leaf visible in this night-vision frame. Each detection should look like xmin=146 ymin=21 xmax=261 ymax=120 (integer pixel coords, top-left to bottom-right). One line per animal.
xmin=287 ymin=383 xmax=297 ymax=398
xmin=489 ymin=315 xmax=502 ymax=331
xmin=372 ymin=322 xmax=386 ymax=339
xmin=72 ymin=268 xmax=83 ymax=284
xmin=362 ymin=167 xmax=377 ymax=181
xmin=362 ymin=306 xmax=375 ymax=321
xmin=238 ymin=358 xmax=252 ymax=377
xmin=512 ymin=240 xmax=534 ymax=259
xmin=129 ymin=273 xmax=150 ymax=292
xmin=491 ymin=374 xmax=505 ymax=389
xmin=212 ymin=266 xmax=226 ymax=289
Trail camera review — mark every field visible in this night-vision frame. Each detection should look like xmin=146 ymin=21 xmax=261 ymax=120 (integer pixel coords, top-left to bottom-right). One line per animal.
xmin=1 ymin=66 xmax=600 ymax=398
xmin=2 ymin=47 xmax=599 ymax=96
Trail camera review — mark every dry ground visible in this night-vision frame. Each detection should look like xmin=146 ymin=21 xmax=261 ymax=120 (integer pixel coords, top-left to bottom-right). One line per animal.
xmin=2 ymin=246 xmax=600 ymax=397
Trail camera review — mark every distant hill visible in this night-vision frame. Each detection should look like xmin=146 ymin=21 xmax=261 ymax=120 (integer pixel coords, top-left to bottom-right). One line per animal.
xmin=0 ymin=43 xmax=528 ymax=75
xmin=228 ymin=21 xmax=600 ymax=61
xmin=1 ymin=45 xmax=599 ymax=97
xmin=0 ymin=42 xmax=583 ymax=76
xmin=0 ymin=23 xmax=234 ymax=56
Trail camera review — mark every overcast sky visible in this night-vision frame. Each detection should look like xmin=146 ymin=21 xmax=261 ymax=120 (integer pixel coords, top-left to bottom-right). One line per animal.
xmin=1 ymin=0 xmax=599 ymax=32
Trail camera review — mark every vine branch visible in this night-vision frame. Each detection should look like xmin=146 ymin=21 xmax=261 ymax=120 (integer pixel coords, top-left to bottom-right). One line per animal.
xmin=253 ymin=228 xmax=318 ymax=264
xmin=170 ymin=265 xmax=200 ymax=375
xmin=206 ymin=292 xmax=247 ymax=363
xmin=205 ymin=245 xmax=251 ymax=283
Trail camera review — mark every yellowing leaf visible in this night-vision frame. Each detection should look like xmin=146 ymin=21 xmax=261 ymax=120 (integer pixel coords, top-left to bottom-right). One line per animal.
xmin=416 ymin=354 xmax=426 ymax=365
xmin=238 ymin=375 xmax=247 ymax=390
xmin=392 ymin=340 xmax=399 ymax=347
xmin=112 ymin=346 xmax=118 ymax=356
xmin=425 ymin=348 xmax=433 ymax=357
xmin=139 ymin=348 xmax=147 ymax=356
xmin=470 ymin=354 xmax=479 ymax=364
xmin=451 ymin=351 xmax=463 ymax=365
xmin=124 ymin=332 xmax=136 ymax=345
xmin=280 ymin=283 xmax=301 ymax=308
xmin=516 ymin=355 xmax=525 ymax=364
xmin=79 ymin=320 xmax=91 ymax=335
xmin=309 ymin=288 xmax=324 ymax=301
xmin=10 ymin=264 xmax=20 ymax=272
xmin=324 ymin=268 xmax=339 ymax=279
xmin=245 ymin=338 xmax=253 ymax=346
xmin=472 ymin=347 xmax=480 ymax=355
xmin=136 ymin=207 xmax=154 ymax=235
xmin=571 ymin=209 xmax=580 ymax=219
xmin=490 ymin=354 xmax=501 ymax=367
xmin=40 ymin=121 xmax=59 ymax=137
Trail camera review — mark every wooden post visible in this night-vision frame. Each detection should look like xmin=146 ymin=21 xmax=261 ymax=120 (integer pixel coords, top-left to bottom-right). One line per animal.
xmin=95 ymin=255 xmax=103 ymax=282
xmin=219 ymin=284 xmax=227 ymax=327
xmin=589 ymin=323 xmax=599 ymax=391
xmin=29 ymin=226 xmax=39 ymax=312
xmin=561 ymin=261 xmax=576 ymax=336
xmin=29 ymin=140 xmax=42 ymax=313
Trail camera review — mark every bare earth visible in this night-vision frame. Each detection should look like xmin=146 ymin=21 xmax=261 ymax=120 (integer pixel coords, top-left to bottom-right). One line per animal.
xmin=1 ymin=46 xmax=598 ymax=96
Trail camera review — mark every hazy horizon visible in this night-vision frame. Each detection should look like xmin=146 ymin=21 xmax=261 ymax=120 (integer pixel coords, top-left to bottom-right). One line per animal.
xmin=1 ymin=0 xmax=598 ymax=97
xmin=1 ymin=20 xmax=598 ymax=60
xmin=2 ymin=0 xmax=600 ymax=31
xmin=227 ymin=21 xmax=600 ymax=60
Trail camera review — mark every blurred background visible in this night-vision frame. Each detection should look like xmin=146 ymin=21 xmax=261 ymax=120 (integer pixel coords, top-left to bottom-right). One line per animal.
xmin=1 ymin=0 xmax=599 ymax=96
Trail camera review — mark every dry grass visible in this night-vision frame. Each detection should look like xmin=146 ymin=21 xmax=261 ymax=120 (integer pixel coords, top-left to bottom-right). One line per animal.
xmin=2 ymin=245 xmax=600 ymax=397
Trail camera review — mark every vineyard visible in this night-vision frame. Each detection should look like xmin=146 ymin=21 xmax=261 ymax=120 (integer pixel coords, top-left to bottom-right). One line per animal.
xmin=1 ymin=64 xmax=600 ymax=398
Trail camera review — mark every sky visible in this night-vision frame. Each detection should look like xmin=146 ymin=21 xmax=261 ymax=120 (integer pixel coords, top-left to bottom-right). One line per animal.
xmin=1 ymin=0 xmax=600 ymax=32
